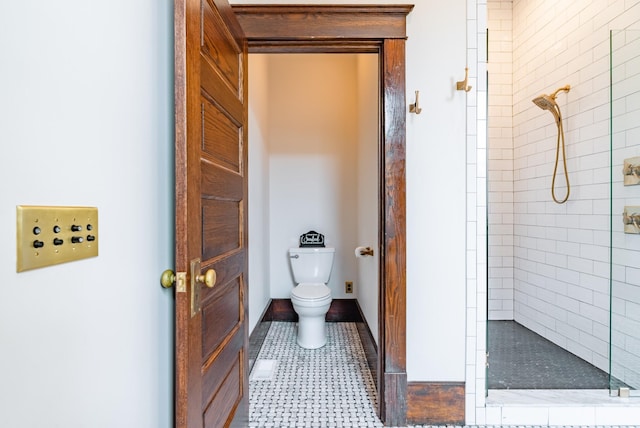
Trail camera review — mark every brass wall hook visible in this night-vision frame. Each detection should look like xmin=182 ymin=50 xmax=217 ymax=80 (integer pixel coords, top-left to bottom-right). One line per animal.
xmin=456 ymin=67 xmax=472 ymax=92
xmin=409 ymin=90 xmax=422 ymax=114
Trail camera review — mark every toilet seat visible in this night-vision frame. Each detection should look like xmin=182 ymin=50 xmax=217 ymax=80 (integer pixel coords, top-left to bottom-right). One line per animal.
xmin=291 ymin=283 xmax=331 ymax=301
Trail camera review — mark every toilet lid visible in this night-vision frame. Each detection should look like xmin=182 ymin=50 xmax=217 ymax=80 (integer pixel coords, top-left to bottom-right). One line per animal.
xmin=291 ymin=283 xmax=331 ymax=301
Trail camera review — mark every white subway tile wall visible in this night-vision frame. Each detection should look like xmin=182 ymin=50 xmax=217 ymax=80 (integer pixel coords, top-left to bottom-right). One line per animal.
xmin=488 ymin=0 xmax=515 ymax=321
xmin=467 ymin=0 xmax=488 ymax=424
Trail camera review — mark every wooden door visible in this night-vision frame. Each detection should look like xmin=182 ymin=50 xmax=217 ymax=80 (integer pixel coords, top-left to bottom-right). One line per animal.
xmin=174 ymin=0 xmax=248 ymax=427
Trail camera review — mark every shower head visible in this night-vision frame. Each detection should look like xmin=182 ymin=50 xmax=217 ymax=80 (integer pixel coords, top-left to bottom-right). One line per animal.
xmin=532 ymin=94 xmax=558 ymax=111
xmin=532 ymin=85 xmax=571 ymax=108
xmin=532 ymin=93 xmax=560 ymax=122
xmin=532 ymin=85 xmax=570 ymax=122
xmin=532 ymin=84 xmax=572 ymax=204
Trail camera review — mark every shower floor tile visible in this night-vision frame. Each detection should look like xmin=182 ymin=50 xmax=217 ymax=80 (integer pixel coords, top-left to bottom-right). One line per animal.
xmin=488 ymin=320 xmax=610 ymax=389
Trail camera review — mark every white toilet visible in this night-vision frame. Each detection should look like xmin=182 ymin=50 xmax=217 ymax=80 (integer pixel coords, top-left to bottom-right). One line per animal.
xmin=289 ymin=247 xmax=335 ymax=349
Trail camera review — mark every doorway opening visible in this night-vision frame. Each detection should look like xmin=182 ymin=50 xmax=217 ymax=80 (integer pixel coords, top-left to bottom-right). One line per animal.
xmin=247 ymin=51 xmax=380 ymax=340
xmin=233 ymin=4 xmax=412 ymax=425
xmin=247 ymin=50 xmax=382 ymax=418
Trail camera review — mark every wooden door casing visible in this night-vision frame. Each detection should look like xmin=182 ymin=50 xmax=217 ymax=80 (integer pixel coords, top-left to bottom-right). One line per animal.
xmin=232 ymin=5 xmax=412 ymax=426
xmin=174 ymin=0 xmax=249 ymax=426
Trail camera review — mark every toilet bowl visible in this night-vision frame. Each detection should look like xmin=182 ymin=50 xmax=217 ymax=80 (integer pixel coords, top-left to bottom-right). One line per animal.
xmin=289 ymin=247 xmax=335 ymax=349
xmin=291 ymin=284 xmax=332 ymax=348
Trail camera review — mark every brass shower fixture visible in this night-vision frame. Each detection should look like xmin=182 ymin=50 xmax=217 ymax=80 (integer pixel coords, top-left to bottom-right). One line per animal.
xmin=532 ymin=85 xmax=571 ymax=124
xmin=532 ymin=85 xmax=571 ymax=204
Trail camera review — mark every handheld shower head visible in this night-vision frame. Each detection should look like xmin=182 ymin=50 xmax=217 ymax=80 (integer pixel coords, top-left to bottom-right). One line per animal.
xmin=532 ymin=94 xmax=560 ymax=122
xmin=532 ymin=85 xmax=571 ymax=113
xmin=532 ymin=85 xmax=570 ymax=122
xmin=532 ymin=94 xmax=557 ymax=111
xmin=531 ymin=84 xmax=572 ymax=204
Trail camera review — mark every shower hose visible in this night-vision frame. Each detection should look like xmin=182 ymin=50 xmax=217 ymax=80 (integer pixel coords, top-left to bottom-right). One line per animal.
xmin=551 ymin=113 xmax=570 ymax=204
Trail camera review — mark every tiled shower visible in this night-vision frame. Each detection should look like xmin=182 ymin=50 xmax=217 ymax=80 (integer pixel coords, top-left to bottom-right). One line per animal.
xmin=486 ymin=0 xmax=640 ymax=393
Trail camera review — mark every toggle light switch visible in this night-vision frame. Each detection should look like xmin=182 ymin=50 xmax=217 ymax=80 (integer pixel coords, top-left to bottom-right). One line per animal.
xmin=16 ymin=205 xmax=99 ymax=272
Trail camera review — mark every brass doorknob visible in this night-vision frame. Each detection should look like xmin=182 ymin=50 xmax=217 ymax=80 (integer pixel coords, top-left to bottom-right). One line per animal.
xmin=195 ymin=269 xmax=217 ymax=288
xmin=160 ymin=269 xmax=176 ymax=288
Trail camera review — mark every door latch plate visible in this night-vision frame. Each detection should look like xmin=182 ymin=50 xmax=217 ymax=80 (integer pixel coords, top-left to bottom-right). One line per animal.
xmin=176 ymin=272 xmax=186 ymax=293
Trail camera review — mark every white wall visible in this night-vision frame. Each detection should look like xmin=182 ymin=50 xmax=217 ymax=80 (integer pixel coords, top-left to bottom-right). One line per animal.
xmin=248 ymin=54 xmax=272 ymax=333
xmin=356 ymin=54 xmax=380 ymax=344
xmin=404 ymin=0 xmax=467 ymax=382
xmin=267 ymin=54 xmax=360 ymax=299
xmin=0 ymin=1 xmax=174 ymax=427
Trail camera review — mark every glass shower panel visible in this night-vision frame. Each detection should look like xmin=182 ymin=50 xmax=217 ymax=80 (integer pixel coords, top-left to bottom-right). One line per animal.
xmin=610 ymin=29 xmax=640 ymax=395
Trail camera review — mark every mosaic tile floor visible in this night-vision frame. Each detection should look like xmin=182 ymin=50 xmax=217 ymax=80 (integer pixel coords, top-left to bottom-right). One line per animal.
xmin=249 ymin=322 xmax=383 ymax=428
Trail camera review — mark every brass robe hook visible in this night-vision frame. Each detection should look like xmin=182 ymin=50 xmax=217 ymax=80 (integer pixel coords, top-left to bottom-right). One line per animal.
xmin=456 ymin=67 xmax=472 ymax=92
xmin=409 ymin=90 xmax=422 ymax=114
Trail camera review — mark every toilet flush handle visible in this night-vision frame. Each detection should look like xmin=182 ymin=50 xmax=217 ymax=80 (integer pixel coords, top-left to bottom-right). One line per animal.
xmin=290 ymin=254 xmax=299 ymax=259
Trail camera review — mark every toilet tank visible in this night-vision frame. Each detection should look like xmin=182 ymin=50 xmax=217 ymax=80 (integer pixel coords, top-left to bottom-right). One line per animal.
xmin=289 ymin=247 xmax=335 ymax=284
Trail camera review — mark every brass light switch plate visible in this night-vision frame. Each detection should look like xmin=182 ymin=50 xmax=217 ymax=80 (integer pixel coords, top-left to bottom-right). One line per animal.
xmin=17 ymin=206 xmax=99 ymax=272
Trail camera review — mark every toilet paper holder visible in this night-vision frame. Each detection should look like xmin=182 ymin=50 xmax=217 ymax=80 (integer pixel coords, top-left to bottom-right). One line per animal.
xmin=357 ymin=247 xmax=374 ymax=257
